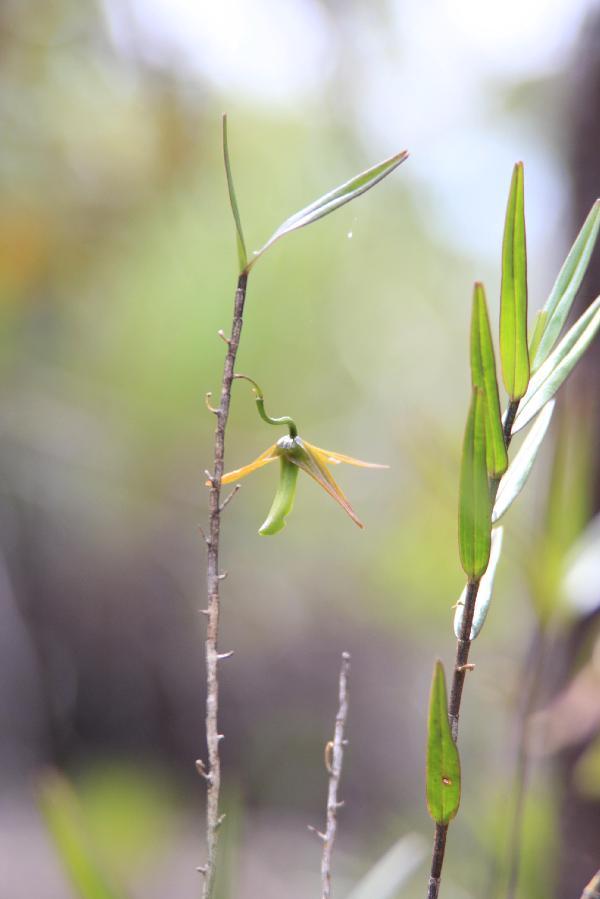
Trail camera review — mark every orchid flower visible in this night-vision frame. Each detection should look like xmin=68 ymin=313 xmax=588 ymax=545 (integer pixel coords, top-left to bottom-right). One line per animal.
xmin=208 ymin=376 xmax=387 ymax=535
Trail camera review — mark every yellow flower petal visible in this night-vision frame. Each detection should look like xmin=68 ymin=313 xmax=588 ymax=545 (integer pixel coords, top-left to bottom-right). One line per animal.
xmin=289 ymin=442 xmax=364 ymax=528
xmin=206 ymin=445 xmax=278 ymax=486
xmin=304 ymin=441 xmax=388 ymax=469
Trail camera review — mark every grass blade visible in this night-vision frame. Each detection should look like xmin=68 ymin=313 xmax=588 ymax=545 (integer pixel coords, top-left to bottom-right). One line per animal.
xmin=222 ymin=114 xmax=248 ymax=274
xmin=493 ymin=400 xmax=555 ymax=522
xmin=500 ymin=162 xmax=530 ymax=400
xmin=459 ymin=388 xmax=491 ymax=580
xmin=38 ymin=771 xmax=126 ymax=899
xmin=248 ymin=149 xmax=408 ymax=270
xmin=345 ymin=834 xmax=427 ymax=899
xmin=426 ymin=661 xmax=461 ymax=825
xmin=470 ymin=282 xmax=508 ymax=476
xmin=454 ymin=526 xmax=504 ymax=640
xmin=531 ymin=199 xmax=600 ymax=371
xmin=512 ymin=296 xmax=600 ymax=434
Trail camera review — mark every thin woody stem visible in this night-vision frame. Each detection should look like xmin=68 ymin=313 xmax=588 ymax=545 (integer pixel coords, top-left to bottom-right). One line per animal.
xmin=201 ymin=270 xmax=248 ymax=899
xmin=317 ymin=652 xmax=351 ymax=899
xmin=426 ymin=398 xmax=520 ymax=898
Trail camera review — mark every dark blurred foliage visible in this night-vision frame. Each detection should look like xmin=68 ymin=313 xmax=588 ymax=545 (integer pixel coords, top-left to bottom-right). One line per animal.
xmin=0 ymin=2 xmax=599 ymax=898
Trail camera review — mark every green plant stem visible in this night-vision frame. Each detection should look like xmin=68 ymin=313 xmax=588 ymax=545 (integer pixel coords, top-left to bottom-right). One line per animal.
xmin=202 ymin=270 xmax=248 ymax=899
xmin=426 ymin=397 xmax=520 ymax=898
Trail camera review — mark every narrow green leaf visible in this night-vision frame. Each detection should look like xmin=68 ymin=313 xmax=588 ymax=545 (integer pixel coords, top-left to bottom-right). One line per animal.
xmin=528 ymin=310 xmax=548 ymax=363
xmin=222 ymin=114 xmax=248 ymax=274
xmin=531 ymin=199 xmax=600 ymax=371
xmin=512 ymin=296 xmax=600 ymax=434
xmin=248 ymin=149 xmax=409 ymax=270
xmin=459 ymin=389 xmax=492 ymax=580
xmin=493 ymin=400 xmax=555 ymax=522
xmin=470 ymin=283 xmax=508 ymax=476
xmin=38 ymin=771 xmax=126 ymax=899
xmin=454 ymin=527 xmax=503 ymax=640
xmin=500 ymin=162 xmax=530 ymax=399
xmin=426 ymin=661 xmax=461 ymax=825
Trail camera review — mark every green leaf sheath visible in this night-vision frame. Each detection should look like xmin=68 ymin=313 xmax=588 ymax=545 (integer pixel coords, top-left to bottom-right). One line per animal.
xmin=454 ymin=526 xmax=504 ymax=641
xmin=248 ymin=149 xmax=409 ymax=270
xmin=493 ymin=400 xmax=555 ymax=522
xmin=512 ymin=296 xmax=600 ymax=434
xmin=459 ymin=389 xmax=492 ymax=581
xmin=470 ymin=283 xmax=508 ymax=476
xmin=426 ymin=661 xmax=461 ymax=825
xmin=500 ymin=162 xmax=530 ymax=400
xmin=222 ymin=114 xmax=248 ymax=274
xmin=38 ymin=772 xmax=125 ymax=899
xmin=531 ymin=199 xmax=600 ymax=371
xmin=258 ymin=456 xmax=299 ymax=535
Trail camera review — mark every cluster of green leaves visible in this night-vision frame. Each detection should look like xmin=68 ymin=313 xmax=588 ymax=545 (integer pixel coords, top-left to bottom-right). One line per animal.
xmin=427 ymin=165 xmax=600 ymax=828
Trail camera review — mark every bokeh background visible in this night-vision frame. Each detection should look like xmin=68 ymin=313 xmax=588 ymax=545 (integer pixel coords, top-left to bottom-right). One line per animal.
xmin=1 ymin=1 xmax=600 ymax=897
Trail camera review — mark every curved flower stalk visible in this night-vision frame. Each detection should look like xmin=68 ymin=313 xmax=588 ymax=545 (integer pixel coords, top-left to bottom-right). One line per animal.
xmin=210 ymin=375 xmax=388 ymax=534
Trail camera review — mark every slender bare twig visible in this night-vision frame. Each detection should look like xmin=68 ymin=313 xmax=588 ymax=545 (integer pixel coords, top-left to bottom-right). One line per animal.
xmin=581 ymin=870 xmax=600 ymax=899
xmin=199 ymin=270 xmax=248 ymax=899
xmin=426 ymin=399 xmax=520 ymax=898
xmin=311 ymin=652 xmax=351 ymax=899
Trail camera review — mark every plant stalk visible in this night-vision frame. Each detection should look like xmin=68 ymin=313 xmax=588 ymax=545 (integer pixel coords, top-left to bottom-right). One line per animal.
xmin=318 ymin=652 xmax=351 ymax=899
xmin=202 ymin=270 xmax=248 ymax=899
xmin=426 ymin=398 xmax=520 ymax=897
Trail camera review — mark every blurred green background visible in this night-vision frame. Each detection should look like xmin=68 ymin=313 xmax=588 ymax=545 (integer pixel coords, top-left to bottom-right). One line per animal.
xmin=1 ymin=1 xmax=600 ymax=898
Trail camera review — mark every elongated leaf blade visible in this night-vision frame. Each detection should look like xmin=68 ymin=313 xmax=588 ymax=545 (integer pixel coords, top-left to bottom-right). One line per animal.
xmin=38 ymin=771 xmax=126 ymax=899
xmin=248 ymin=150 xmax=408 ymax=269
xmin=459 ymin=389 xmax=491 ymax=580
xmin=531 ymin=199 xmax=600 ymax=371
xmin=500 ymin=163 xmax=530 ymax=399
xmin=470 ymin=283 xmax=508 ymax=476
xmin=512 ymin=296 xmax=600 ymax=434
xmin=345 ymin=834 xmax=427 ymax=899
xmin=426 ymin=661 xmax=461 ymax=825
xmin=493 ymin=400 xmax=555 ymax=522
xmin=454 ymin=527 xmax=504 ymax=640
xmin=222 ymin=114 xmax=248 ymax=274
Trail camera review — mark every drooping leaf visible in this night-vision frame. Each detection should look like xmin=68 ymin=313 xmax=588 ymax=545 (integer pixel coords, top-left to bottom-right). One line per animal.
xmin=531 ymin=199 xmax=600 ymax=371
xmin=470 ymin=283 xmax=508 ymax=476
xmin=500 ymin=162 xmax=530 ymax=400
xmin=459 ymin=389 xmax=491 ymax=580
xmin=512 ymin=296 xmax=600 ymax=434
xmin=492 ymin=400 xmax=555 ymax=522
xmin=454 ymin=527 xmax=504 ymax=640
xmin=426 ymin=661 xmax=461 ymax=825
xmin=247 ymin=149 xmax=409 ymax=270
xmin=38 ymin=771 xmax=126 ymax=899
xmin=222 ymin=114 xmax=248 ymax=274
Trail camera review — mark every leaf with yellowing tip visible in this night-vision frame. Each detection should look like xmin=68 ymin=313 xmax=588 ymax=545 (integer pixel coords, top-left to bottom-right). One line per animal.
xmin=212 ymin=445 xmax=278 ymax=486
xmin=290 ymin=440 xmax=364 ymax=528
xmin=500 ymin=162 xmax=530 ymax=400
xmin=247 ymin=150 xmax=409 ymax=271
xmin=459 ymin=389 xmax=491 ymax=581
xmin=222 ymin=114 xmax=248 ymax=274
xmin=426 ymin=661 xmax=461 ymax=825
xmin=470 ymin=283 xmax=508 ymax=477
xmin=531 ymin=199 xmax=600 ymax=371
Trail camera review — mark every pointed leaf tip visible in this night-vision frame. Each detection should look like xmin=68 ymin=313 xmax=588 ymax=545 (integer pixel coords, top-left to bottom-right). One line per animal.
xmin=500 ymin=162 xmax=530 ymax=400
xmin=248 ymin=149 xmax=408 ymax=270
xmin=470 ymin=283 xmax=508 ymax=477
xmin=426 ymin=661 xmax=461 ymax=824
xmin=222 ymin=114 xmax=248 ymax=274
